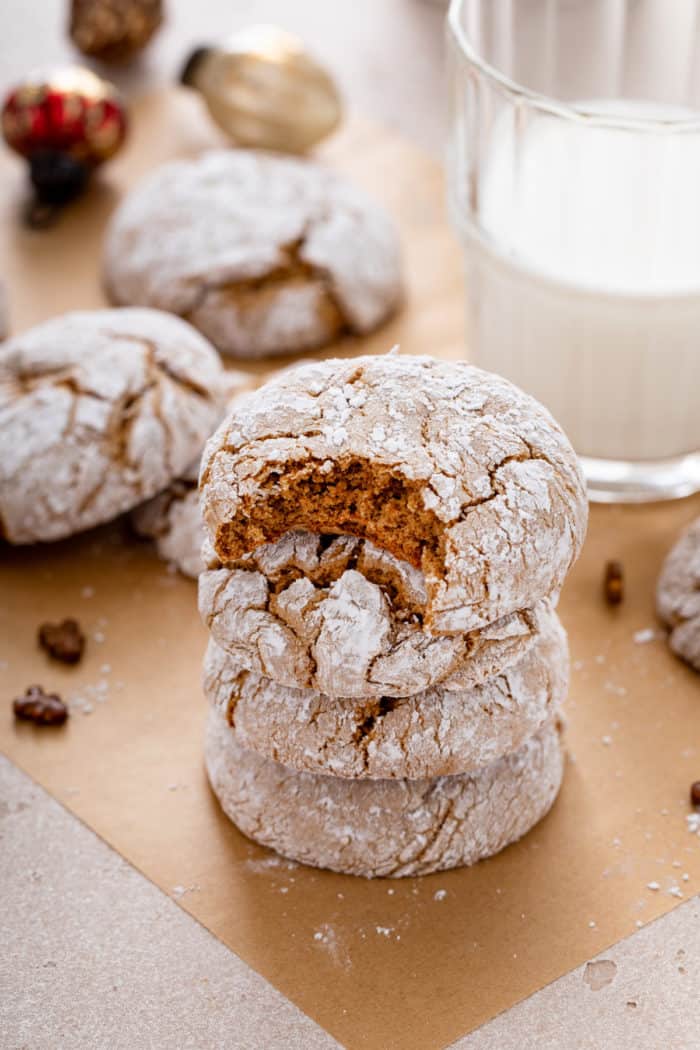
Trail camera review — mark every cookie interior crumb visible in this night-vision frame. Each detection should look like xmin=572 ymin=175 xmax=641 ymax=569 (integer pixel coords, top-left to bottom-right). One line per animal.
xmin=214 ymin=457 xmax=444 ymax=581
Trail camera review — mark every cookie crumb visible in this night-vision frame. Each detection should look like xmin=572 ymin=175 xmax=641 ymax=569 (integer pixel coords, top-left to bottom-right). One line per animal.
xmin=13 ymin=685 xmax=68 ymax=726
xmin=603 ymin=560 xmax=624 ymax=606
xmin=434 ymin=889 xmax=447 ymax=902
xmin=38 ymin=619 xmax=85 ymax=664
xmin=690 ymin=781 xmax=700 ymax=807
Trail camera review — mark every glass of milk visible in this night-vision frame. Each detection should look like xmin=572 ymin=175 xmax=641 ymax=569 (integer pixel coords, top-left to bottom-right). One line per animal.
xmin=447 ymin=0 xmax=700 ymax=502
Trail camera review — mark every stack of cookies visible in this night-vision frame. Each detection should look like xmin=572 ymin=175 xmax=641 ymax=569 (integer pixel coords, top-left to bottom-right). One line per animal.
xmin=198 ymin=353 xmax=588 ymax=878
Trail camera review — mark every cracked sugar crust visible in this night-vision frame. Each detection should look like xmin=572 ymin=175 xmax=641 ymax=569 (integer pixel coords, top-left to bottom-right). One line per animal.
xmin=0 ymin=309 xmax=225 ymax=544
xmin=200 ymin=353 xmax=588 ymax=632
xmin=203 ymin=606 xmax=568 ymax=779
xmin=198 ymin=529 xmax=553 ymax=698
xmin=103 ymin=150 xmax=403 ymax=360
xmin=657 ymin=516 xmax=700 ymax=671
xmin=205 ymin=706 xmax=565 ymax=878
xmin=130 ymin=371 xmax=254 ymax=578
xmin=131 ymin=483 xmax=203 ymax=578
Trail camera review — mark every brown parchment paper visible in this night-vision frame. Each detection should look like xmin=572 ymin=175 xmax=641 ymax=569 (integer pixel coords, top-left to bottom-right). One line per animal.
xmin=2 ymin=88 xmax=700 ymax=1050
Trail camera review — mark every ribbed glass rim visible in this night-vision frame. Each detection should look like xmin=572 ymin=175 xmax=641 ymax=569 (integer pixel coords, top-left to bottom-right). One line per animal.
xmin=447 ymin=0 xmax=700 ymax=133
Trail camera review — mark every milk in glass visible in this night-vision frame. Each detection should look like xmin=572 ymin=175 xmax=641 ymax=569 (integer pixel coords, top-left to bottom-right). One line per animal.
xmin=465 ymin=101 xmax=700 ymax=464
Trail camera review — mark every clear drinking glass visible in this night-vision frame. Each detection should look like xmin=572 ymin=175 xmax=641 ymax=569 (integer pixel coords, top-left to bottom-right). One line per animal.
xmin=447 ymin=0 xmax=700 ymax=503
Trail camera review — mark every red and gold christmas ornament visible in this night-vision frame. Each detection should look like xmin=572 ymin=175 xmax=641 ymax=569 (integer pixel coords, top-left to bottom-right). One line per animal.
xmin=2 ymin=66 xmax=127 ymax=225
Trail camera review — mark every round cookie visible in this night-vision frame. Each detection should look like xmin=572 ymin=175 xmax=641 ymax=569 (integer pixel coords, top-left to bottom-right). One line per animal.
xmin=200 ymin=353 xmax=588 ymax=632
xmin=0 ymin=308 xmax=224 ymax=544
xmin=198 ymin=529 xmax=552 ymax=698
xmin=657 ymin=515 xmax=700 ymax=671
xmin=103 ymin=150 xmax=403 ymax=360
xmin=205 ymin=706 xmax=565 ymax=878
xmin=131 ymin=469 xmax=203 ymax=578
xmin=130 ymin=371 xmax=254 ymax=577
xmin=203 ymin=606 xmax=568 ymax=778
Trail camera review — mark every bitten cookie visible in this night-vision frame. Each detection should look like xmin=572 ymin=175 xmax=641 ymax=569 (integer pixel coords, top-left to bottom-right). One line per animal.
xmin=203 ymin=606 xmax=568 ymax=778
xmin=130 ymin=371 xmax=253 ymax=577
xmin=0 ymin=308 xmax=224 ymax=544
xmin=103 ymin=150 xmax=403 ymax=359
xmin=198 ymin=529 xmax=551 ymax=698
xmin=205 ymin=706 xmax=565 ymax=877
xmin=200 ymin=353 xmax=588 ymax=632
xmin=657 ymin=515 xmax=700 ymax=671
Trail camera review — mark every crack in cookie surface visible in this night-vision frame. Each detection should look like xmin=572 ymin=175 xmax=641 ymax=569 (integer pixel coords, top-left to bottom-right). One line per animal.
xmin=204 ymin=707 xmax=565 ymax=878
xmin=203 ymin=606 xmax=568 ymax=779
xmin=199 ymin=528 xmax=551 ymax=698
xmin=104 ymin=150 xmax=402 ymax=360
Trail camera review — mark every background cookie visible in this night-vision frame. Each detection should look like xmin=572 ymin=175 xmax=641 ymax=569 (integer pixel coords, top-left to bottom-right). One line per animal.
xmin=203 ymin=606 xmax=568 ymax=778
xmin=0 ymin=308 xmax=224 ymax=544
xmin=104 ymin=150 xmax=403 ymax=359
xmin=199 ymin=529 xmax=551 ymax=698
xmin=130 ymin=371 xmax=253 ymax=577
xmin=131 ymin=474 xmax=203 ymax=578
xmin=205 ymin=706 xmax=565 ymax=878
xmin=200 ymin=353 xmax=588 ymax=632
xmin=657 ymin=515 xmax=700 ymax=670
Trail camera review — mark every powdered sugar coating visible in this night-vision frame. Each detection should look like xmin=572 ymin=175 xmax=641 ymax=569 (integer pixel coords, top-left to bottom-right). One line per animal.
xmin=198 ymin=529 xmax=551 ymax=698
xmin=130 ymin=370 xmax=253 ymax=577
xmin=201 ymin=353 xmax=588 ymax=631
xmin=205 ymin=706 xmax=565 ymax=877
xmin=657 ymin=515 xmax=700 ymax=671
xmin=203 ymin=606 xmax=568 ymax=779
xmin=104 ymin=150 xmax=402 ymax=359
xmin=132 ymin=484 xmax=203 ymax=577
xmin=0 ymin=309 xmax=224 ymax=544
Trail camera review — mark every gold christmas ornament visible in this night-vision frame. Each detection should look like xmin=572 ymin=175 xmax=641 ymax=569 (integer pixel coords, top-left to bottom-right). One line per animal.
xmin=69 ymin=0 xmax=163 ymax=63
xmin=180 ymin=24 xmax=343 ymax=153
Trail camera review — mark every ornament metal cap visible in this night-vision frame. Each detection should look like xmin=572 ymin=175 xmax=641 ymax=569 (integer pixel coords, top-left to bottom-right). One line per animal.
xmin=177 ymin=24 xmax=343 ymax=153
xmin=179 ymin=46 xmax=212 ymax=88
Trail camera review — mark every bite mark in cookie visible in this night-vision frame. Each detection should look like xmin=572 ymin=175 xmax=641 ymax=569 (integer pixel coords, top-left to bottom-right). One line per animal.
xmin=201 ymin=354 xmax=588 ymax=631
